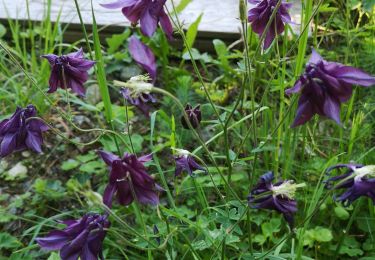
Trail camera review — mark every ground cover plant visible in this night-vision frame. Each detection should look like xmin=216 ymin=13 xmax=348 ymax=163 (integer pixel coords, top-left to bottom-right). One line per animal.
xmin=0 ymin=0 xmax=374 ymax=259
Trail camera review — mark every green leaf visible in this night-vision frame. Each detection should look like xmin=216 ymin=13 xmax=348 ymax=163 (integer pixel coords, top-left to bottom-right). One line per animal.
xmin=77 ymin=153 xmax=97 ymax=163
xmin=314 ymin=227 xmax=333 ymax=242
xmin=363 ymin=0 xmax=375 ymax=11
xmin=106 ymin=30 xmax=130 ymax=54
xmin=184 ymin=13 xmax=203 ymax=52
xmin=338 ymin=237 xmax=363 ymax=256
xmin=61 ymin=159 xmax=80 ymax=171
xmin=47 ymin=252 xmax=60 ymax=260
xmin=174 ymin=0 xmax=192 ymax=14
xmin=79 ymin=161 xmax=105 ymax=173
xmin=254 ymin=234 xmax=267 ymax=245
xmin=0 ymin=233 xmax=21 ymax=249
xmin=334 ymin=206 xmax=350 ymax=220
xmin=91 ymin=2 xmax=113 ymax=123
xmin=261 ymin=218 xmax=281 ymax=238
xmin=213 ymin=39 xmax=230 ymax=70
xmin=0 ymin=24 xmax=6 ymax=38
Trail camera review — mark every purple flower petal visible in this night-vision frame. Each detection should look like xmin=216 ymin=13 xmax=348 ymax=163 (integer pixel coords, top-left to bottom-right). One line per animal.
xmin=128 ymin=36 xmax=157 ymax=81
xmin=100 ymin=0 xmax=138 ymax=9
xmin=98 ymin=150 xmax=120 ymax=166
xmin=36 ymin=230 xmax=69 ymax=251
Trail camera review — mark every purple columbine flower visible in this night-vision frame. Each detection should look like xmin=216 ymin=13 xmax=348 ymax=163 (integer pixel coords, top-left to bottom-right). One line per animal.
xmin=325 ymin=164 xmax=375 ymax=206
xmin=286 ymin=49 xmax=375 ymax=127
xmin=0 ymin=105 xmax=48 ymax=157
xmin=248 ymin=0 xmax=292 ymax=50
xmin=174 ymin=149 xmax=206 ymax=177
xmin=101 ymin=0 xmax=173 ymax=39
xmin=98 ymin=150 xmax=161 ymax=207
xmin=181 ymin=104 xmax=201 ymax=129
xmin=42 ymin=48 xmax=96 ymax=96
xmin=119 ymin=75 xmax=156 ymax=116
xmin=248 ymin=172 xmax=305 ymax=226
xmin=128 ymin=36 xmax=157 ymax=81
xmin=36 ymin=213 xmax=110 ymax=260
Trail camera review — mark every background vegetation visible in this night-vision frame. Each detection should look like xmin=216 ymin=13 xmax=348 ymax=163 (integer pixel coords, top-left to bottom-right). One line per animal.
xmin=0 ymin=0 xmax=374 ymax=259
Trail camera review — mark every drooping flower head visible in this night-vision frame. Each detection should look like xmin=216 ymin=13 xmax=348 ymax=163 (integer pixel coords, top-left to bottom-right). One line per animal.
xmin=286 ymin=49 xmax=375 ymax=127
xmin=36 ymin=213 xmax=110 ymax=260
xmin=128 ymin=36 xmax=157 ymax=81
xmin=181 ymin=104 xmax=201 ymax=129
xmin=248 ymin=0 xmax=292 ymax=49
xmin=118 ymin=75 xmax=157 ymax=116
xmin=248 ymin=172 xmax=305 ymax=226
xmin=98 ymin=150 xmax=161 ymax=207
xmin=325 ymin=164 xmax=375 ymax=206
xmin=0 ymin=105 xmax=48 ymax=157
xmin=101 ymin=0 xmax=173 ymax=39
xmin=42 ymin=48 xmax=96 ymax=96
xmin=173 ymin=148 xmax=206 ymax=177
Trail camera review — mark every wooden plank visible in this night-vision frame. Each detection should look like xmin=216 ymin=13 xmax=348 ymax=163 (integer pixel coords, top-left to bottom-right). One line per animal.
xmin=0 ymin=0 xmax=302 ymax=50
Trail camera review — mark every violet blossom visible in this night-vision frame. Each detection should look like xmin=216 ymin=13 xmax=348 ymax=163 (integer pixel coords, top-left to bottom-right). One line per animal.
xmin=181 ymin=104 xmax=201 ymax=129
xmin=0 ymin=105 xmax=48 ymax=157
xmin=101 ymin=0 xmax=173 ymax=39
xmin=128 ymin=36 xmax=157 ymax=81
xmin=98 ymin=150 xmax=161 ymax=207
xmin=174 ymin=149 xmax=206 ymax=177
xmin=248 ymin=0 xmax=292 ymax=49
xmin=36 ymin=213 xmax=110 ymax=260
xmin=248 ymin=172 xmax=305 ymax=226
xmin=286 ymin=49 xmax=375 ymax=127
xmin=42 ymin=48 xmax=95 ymax=96
xmin=325 ymin=164 xmax=375 ymax=206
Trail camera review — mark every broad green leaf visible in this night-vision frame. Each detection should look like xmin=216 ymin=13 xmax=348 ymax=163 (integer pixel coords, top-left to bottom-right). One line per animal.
xmin=0 ymin=233 xmax=21 ymax=249
xmin=79 ymin=161 xmax=105 ymax=173
xmin=61 ymin=159 xmax=80 ymax=171
xmin=314 ymin=227 xmax=333 ymax=242
xmin=184 ymin=13 xmax=203 ymax=52
xmin=106 ymin=30 xmax=130 ymax=54
xmin=334 ymin=206 xmax=349 ymax=220
xmin=174 ymin=0 xmax=192 ymax=14
xmin=261 ymin=218 xmax=281 ymax=238
xmin=0 ymin=24 xmax=6 ymax=38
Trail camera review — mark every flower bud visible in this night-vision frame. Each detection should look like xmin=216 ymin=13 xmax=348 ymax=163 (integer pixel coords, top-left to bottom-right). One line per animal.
xmin=239 ymin=0 xmax=247 ymax=22
xmin=181 ymin=104 xmax=201 ymax=129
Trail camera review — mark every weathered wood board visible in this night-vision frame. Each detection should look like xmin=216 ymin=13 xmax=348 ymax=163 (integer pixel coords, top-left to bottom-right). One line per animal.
xmin=0 ymin=0 xmax=302 ymax=49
